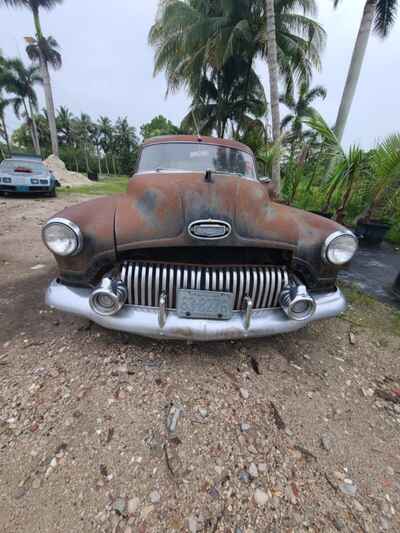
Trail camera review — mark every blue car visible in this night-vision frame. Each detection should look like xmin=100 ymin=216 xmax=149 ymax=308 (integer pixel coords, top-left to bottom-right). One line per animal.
xmin=0 ymin=155 xmax=58 ymax=197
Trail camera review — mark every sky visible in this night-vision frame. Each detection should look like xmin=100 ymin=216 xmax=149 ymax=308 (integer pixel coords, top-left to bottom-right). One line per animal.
xmin=0 ymin=0 xmax=399 ymax=148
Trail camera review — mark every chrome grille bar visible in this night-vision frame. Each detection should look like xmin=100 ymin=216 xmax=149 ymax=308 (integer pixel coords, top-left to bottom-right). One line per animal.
xmin=123 ymin=262 xmax=289 ymax=310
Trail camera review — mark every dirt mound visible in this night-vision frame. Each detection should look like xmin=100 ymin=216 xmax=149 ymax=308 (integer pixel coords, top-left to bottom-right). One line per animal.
xmin=44 ymin=155 xmax=89 ymax=187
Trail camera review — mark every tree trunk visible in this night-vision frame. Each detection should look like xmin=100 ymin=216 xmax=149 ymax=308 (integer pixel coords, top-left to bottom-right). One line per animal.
xmin=40 ymin=59 xmax=59 ymax=157
xmin=334 ymin=0 xmax=377 ymax=142
xmin=28 ymin=98 xmax=41 ymax=156
xmin=23 ymin=99 xmax=39 ymax=155
xmin=32 ymin=7 xmax=59 ymax=157
xmin=265 ymin=0 xmax=281 ymax=195
xmin=0 ymin=113 xmax=11 ymax=156
xmin=84 ymin=145 xmax=90 ymax=174
xmin=96 ymin=146 xmax=102 ymax=176
xmin=104 ymin=154 xmax=110 ymax=175
xmin=112 ymin=155 xmax=117 ymax=176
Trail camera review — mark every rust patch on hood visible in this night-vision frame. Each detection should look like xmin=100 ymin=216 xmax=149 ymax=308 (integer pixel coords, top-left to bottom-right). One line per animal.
xmin=115 ymin=172 xmax=306 ymax=252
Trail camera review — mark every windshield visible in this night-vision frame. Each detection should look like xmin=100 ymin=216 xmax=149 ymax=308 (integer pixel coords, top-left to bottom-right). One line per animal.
xmin=0 ymin=160 xmax=47 ymax=173
xmin=138 ymin=143 xmax=256 ymax=179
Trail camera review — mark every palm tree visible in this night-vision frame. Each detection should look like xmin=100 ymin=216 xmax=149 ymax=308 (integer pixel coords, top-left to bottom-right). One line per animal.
xmin=360 ymin=133 xmax=400 ymax=222
xmin=181 ymin=56 xmax=267 ymax=138
xmin=0 ymin=51 xmax=11 ymax=155
xmin=98 ymin=116 xmax=114 ymax=175
xmin=25 ymin=34 xmax=62 ymax=157
xmin=75 ymin=113 xmax=92 ymax=174
xmin=56 ymin=105 xmax=73 ymax=145
xmin=281 ymin=82 xmax=327 ymax=143
xmin=265 ymin=0 xmax=281 ymax=192
xmin=0 ymin=58 xmax=42 ymax=154
xmin=0 ymin=93 xmax=12 ymax=155
xmin=149 ymin=0 xmax=325 ymax=194
xmin=304 ymin=111 xmax=371 ymax=221
xmin=333 ymin=0 xmax=398 ymax=141
xmin=0 ymin=0 xmax=64 ymax=156
xmin=150 ymin=0 xmax=325 ymax=96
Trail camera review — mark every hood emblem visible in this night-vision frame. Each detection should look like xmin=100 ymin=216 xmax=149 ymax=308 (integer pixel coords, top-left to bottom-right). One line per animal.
xmin=188 ymin=219 xmax=232 ymax=240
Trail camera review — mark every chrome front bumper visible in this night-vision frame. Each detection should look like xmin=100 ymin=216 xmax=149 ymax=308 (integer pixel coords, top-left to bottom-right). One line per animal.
xmin=46 ymin=279 xmax=347 ymax=341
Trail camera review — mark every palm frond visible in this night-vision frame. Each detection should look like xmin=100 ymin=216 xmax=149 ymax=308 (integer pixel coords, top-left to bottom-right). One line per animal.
xmin=374 ymin=0 xmax=398 ymax=38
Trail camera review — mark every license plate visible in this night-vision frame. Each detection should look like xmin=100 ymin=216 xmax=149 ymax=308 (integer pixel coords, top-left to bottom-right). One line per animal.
xmin=177 ymin=289 xmax=234 ymax=320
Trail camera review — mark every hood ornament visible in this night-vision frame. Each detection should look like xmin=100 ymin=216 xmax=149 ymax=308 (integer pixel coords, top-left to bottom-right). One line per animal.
xmin=188 ymin=219 xmax=232 ymax=240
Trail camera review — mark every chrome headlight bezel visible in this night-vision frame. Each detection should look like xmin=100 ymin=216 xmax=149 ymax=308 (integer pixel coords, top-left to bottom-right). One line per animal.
xmin=42 ymin=217 xmax=83 ymax=257
xmin=322 ymin=230 xmax=358 ymax=265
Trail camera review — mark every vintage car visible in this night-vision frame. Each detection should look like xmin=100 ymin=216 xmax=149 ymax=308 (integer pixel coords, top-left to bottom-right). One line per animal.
xmin=0 ymin=155 xmax=57 ymax=197
xmin=42 ymin=135 xmax=358 ymax=341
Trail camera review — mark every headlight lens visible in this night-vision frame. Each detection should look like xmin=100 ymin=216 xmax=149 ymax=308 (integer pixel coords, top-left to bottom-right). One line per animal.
xmin=42 ymin=218 xmax=82 ymax=256
xmin=323 ymin=231 xmax=358 ymax=265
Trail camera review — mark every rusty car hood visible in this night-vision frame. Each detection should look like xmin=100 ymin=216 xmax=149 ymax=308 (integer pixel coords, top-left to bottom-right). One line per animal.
xmin=115 ymin=172 xmax=307 ymax=251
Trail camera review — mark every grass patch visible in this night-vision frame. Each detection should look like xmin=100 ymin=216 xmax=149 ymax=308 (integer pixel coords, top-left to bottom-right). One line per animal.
xmin=341 ymin=284 xmax=400 ymax=337
xmin=59 ymin=176 xmax=129 ymax=196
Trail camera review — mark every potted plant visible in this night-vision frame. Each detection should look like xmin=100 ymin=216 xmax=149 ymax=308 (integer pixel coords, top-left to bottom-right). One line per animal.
xmin=355 ymin=134 xmax=400 ymax=245
xmin=393 ymin=272 xmax=400 ymax=300
xmin=304 ymin=112 xmax=369 ymax=223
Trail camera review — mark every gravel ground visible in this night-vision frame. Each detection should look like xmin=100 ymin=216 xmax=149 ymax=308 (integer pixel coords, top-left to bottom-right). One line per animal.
xmin=1 ymin=194 xmax=400 ymax=533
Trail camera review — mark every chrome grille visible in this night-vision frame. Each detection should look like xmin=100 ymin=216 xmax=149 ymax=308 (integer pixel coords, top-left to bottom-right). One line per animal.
xmin=121 ymin=262 xmax=289 ymax=311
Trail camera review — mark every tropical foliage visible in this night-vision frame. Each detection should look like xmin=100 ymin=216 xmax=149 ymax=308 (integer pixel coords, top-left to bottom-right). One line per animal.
xmin=8 ymin=107 xmax=141 ymax=176
xmin=0 ymin=0 xmax=64 ymax=155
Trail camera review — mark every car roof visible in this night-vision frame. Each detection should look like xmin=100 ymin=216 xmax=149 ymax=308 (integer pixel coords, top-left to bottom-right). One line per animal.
xmin=143 ymin=135 xmax=254 ymax=156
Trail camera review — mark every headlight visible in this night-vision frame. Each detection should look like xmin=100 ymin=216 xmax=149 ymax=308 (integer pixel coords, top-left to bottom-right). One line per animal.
xmin=322 ymin=231 xmax=358 ymax=265
xmin=3 ymin=177 xmax=11 ymax=184
xmin=31 ymin=178 xmax=39 ymax=184
xmin=42 ymin=218 xmax=83 ymax=256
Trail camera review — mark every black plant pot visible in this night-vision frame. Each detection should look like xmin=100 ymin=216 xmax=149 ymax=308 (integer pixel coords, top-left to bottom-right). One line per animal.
xmin=88 ymin=171 xmax=99 ymax=182
xmin=310 ymin=211 xmax=333 ymax=219
xmin=355 ymin=220 xmax=391 ymax=246
xmin=393 ymin=273 xmax=400 ymax=300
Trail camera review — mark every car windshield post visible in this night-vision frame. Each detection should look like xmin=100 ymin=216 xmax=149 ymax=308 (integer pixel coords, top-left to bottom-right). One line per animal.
xmin=138 ymin=143 xmax=256 ymax=179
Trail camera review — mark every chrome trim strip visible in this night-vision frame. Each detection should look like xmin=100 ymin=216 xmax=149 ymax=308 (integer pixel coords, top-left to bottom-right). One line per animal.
xmin=148 ymin=265 xmax=153 ymax=306
xmin=232 ymin=268 xmax=238 ymax=308
xmin=205 ymin=268 xmax=210 ymax=291
xmin=211 ymin=269 xmax=217 ymax=291
xmin=46 ymin=281 xmax=347 ymax=341
xmin=127 ymin=263 xmax=133 ymax=305
xmin=268 ymin=267 xmax=276 ymax=308
xmin=154 ymin=265 xmax=160 ymax=306
xmin=169 ymin=266 xmax=175 ymax=308
xmin=256 ymin=267 xmax=264 ymax=309
xmin=141 ymin=265 xmax=146 ymax=306
xmin=134 ymin=264 xmax=140 ymax=305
